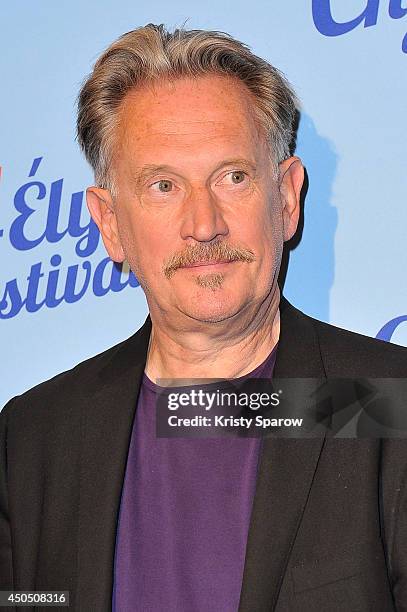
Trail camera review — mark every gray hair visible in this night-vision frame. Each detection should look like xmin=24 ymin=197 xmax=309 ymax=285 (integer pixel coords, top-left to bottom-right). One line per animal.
xmin=77 ymin=23 xmax=298 ymax=194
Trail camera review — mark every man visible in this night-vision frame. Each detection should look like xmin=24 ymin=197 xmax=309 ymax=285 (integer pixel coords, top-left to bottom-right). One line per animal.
xmin=1 ymin=23 xmax=407 ymax=612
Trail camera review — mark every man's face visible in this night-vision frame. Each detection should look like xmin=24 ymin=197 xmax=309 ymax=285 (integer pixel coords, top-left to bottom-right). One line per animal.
xmin=87 ymin=74 xmax=303 ymax=324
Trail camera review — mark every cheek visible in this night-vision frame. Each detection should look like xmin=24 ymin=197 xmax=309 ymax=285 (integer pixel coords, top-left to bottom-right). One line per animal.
xmin=251 ymin=204 xmax=283 ymax=249
xmin=253 ymin=211 xmax=284 ymax=274
xmin=123 ymin=220 xmax=174 ymax=277
xmin=117 ymin=220 xmax=138 ymax=258
xmin=116 ymin=207 xmax=149 ymax=254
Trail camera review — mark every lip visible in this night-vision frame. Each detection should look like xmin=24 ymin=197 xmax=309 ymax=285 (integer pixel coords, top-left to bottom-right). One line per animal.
xmin=181 ymin=260 xmax=234 ymax=269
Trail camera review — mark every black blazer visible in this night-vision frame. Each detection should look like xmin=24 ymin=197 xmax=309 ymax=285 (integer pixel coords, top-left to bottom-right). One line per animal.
xmin=1 ymin=297 xmax=407 ymax=611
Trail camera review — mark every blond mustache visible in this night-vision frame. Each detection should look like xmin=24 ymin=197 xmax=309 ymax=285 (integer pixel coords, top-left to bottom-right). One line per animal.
xmin=163 ymin=242 xmax=256 ymax=279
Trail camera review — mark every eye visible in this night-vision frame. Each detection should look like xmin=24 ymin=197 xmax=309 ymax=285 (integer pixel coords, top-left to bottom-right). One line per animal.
xmin=229 ymin=171 xmax=247 ymax=184
xmin=218 ymin=170 xmax=249 ymax=186
xmin=150 ymin=179 xmax=174 ymax=193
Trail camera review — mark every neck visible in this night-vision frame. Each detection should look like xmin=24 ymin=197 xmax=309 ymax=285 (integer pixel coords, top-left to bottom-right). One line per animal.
xmin=144 ymin=286 xmax=281 ymax=383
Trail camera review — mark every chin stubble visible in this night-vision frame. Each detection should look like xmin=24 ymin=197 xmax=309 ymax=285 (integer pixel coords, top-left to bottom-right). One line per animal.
xmin=196 ymin=272 xmax=224 ymax=290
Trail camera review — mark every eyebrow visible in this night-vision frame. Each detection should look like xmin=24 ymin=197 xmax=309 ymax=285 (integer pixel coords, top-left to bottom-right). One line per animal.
xmin=132 ymin=158 xmax=257 ymax=191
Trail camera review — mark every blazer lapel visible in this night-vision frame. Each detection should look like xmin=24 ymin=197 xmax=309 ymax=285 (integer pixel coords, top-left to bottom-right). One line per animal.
xmin=238 ymin=297 xmax=327 ymax=611
xmin=76 ymin=315 xmax=151 ymax=611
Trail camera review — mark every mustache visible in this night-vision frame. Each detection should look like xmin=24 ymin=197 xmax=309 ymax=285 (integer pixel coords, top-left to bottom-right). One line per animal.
xmin=163 ymin=241 xmax=256 ymax=279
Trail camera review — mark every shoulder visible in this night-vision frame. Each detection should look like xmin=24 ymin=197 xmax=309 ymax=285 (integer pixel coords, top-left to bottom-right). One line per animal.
xmin=1 ymin=315 xmax=151 ymax=423
xmin=311 ymin=312 xmax=407 ymax=377
xmin=280 ymin=297 xmax=407 ymax=378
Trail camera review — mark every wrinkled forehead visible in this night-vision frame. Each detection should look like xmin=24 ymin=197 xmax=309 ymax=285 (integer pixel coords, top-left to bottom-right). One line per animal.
xmin=114 ymin=74 xmax=268 ymax=163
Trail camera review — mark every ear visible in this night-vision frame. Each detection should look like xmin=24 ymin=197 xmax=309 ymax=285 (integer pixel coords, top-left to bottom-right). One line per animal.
xmin=278 ymin=156 xmax=304 ymax=242
xmin=86 ymin=187 xmax=126 ymax=263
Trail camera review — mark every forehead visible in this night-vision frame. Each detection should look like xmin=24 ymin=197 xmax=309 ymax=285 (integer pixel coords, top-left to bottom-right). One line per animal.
xmin=115 ymin=74 xmax=265 ymax=165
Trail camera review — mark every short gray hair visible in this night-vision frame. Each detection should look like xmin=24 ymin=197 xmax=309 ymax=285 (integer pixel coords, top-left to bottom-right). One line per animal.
xmin=77 ymin=23 xmax=298 ymax=194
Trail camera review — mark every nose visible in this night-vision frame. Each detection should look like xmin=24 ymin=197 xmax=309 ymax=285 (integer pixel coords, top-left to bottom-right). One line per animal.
xmin=179 ymin=186 xmax=229 ymax=243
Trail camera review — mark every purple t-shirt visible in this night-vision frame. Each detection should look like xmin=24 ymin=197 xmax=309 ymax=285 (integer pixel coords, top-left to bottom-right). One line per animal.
xmin=112 ymin=345 xmax=277 ymax=612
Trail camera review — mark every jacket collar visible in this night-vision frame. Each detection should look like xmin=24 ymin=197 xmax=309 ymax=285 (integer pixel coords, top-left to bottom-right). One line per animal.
xmin=238 ymin=296 xmax=327 ymax=611
xmin=76 ymin=317 xmax=151 ymax=610
xmin=76 ymin=297 xmax=326 ymax=611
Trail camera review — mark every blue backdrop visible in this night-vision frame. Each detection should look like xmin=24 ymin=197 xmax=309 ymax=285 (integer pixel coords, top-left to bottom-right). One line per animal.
xmin=1 ymin=0 xmax=406 ymax=406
